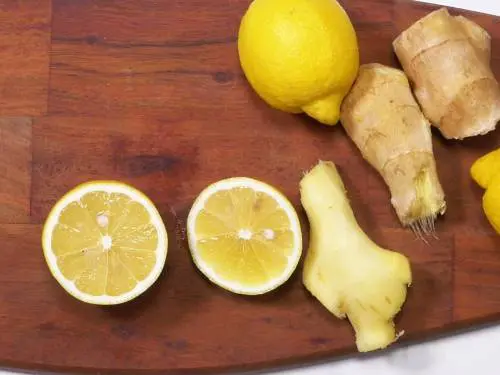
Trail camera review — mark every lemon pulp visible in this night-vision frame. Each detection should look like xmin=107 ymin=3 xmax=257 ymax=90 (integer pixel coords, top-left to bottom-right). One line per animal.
xmin=187 ymin=178 xmax=302 ymax=295
xmin=43 ymin=181 xmax=168 ymax=305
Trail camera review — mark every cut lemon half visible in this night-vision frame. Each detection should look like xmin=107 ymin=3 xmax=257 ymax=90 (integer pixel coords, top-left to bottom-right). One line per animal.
xmin=187 ymin=177 xmax=302 ymax=295
xmin=42 ymin=181 xmax=168 ymax=305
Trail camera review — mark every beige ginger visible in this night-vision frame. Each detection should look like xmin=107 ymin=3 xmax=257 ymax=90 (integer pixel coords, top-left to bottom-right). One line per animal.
xmin=300 ymin=161 xmax=412 ymax=352
xmin=340 ymin=63 xmax=446 ymax=234
xmin=393 ymin=8 xmax=500 ymax=139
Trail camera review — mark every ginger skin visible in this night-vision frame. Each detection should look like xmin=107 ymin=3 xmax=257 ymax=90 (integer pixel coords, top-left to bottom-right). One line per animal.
xmin=340 ymin=63 xmax=446 ymax=233
xmin=300 ymin=161 xmax=412 ymax=352
xmin=393 ymin=8 xmax=500 ymax=139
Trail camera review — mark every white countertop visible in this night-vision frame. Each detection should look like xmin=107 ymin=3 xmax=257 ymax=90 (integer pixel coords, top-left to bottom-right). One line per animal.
xmin=2 ymin=1 xmax=500 ymax=374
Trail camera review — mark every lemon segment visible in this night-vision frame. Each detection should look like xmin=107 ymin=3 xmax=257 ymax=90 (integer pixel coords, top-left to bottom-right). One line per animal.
xmin=187 ymin=178 xmax=302 ymax=295
xmin=42 ymin=181 xmax=168 ymax=305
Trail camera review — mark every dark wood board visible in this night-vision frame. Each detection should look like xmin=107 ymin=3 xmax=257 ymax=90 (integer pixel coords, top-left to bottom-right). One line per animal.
xmin=0 ymin=0 xmax=499 ymax=373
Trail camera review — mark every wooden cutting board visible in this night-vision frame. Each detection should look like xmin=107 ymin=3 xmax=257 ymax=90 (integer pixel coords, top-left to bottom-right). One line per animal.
xmin=0 ymin=0 xmax=499 ymax=373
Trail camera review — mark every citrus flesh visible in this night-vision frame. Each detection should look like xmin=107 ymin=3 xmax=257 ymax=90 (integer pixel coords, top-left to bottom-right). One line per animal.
xmin=42 ymin=181 xmax=168 ymax=305
xmin=187 ymin=177 xmax=302 ymax=295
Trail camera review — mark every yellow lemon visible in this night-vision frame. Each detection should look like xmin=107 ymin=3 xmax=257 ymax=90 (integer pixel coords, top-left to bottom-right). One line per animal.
xmin=238 ymin=0 xmax=359 ymax=125
xmin=186 ymin=177 xmax=302 ymax=295
xmin=42 ymin=181 xmax=168 ymax=305
xmin=471 ymin=147 xmax=500 ymax=189
xmin=483 ymin=174 xmax=500 ymax=235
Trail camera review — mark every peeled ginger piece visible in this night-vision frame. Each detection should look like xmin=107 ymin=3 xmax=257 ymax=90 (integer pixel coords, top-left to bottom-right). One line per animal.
xmin=300 ymin=161 xmax=412 ymax=352
xmin=393 ymin=8 xmax=500 ymax=139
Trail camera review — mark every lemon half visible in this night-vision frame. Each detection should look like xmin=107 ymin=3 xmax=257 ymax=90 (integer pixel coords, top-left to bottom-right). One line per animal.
xmin=42 ymin=181 xmax=168 ymax=305
xmin=187 ymin=177 xmax=303 ymax=295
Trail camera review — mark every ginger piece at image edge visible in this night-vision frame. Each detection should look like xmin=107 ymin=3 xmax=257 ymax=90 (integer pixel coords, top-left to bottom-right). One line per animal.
xmin=393 ymin=7 xmax=500 ymax=139
xmin=340 ymin=63 xmax=446 ymax=235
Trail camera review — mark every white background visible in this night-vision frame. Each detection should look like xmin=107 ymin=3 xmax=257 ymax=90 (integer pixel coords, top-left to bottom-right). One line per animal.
xmin=2 ymin=1 xmax=500 ymax=374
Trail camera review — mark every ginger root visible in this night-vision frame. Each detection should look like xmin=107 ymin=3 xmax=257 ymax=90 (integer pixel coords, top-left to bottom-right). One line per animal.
xmin=393 ymin=7 xmax=500 ymax=139
xmin=300 ymin=161 xmax=412 ymax=352
xmin=340 ymin=63 xmax=446 ymax=233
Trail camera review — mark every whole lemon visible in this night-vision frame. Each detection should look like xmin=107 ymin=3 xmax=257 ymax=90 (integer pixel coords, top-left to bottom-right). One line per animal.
xmin=238 ymin=0 xmax=360 ymax=126
xmin=470 ymin=148 xmax=500 ymax=189
xmin=483 ymin=175 xmax=500 ymax=235
xmin=471 ymin=148 xmax=500 ymax=235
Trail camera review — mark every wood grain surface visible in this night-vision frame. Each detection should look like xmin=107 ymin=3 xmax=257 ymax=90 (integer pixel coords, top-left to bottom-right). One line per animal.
xmin=0 ymin=0 xmax=499 ymax=373
xmin=0 ymin=117 xmax=32 ymax=222
xmin=0 ymin=1 xmax=51 ymax=116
